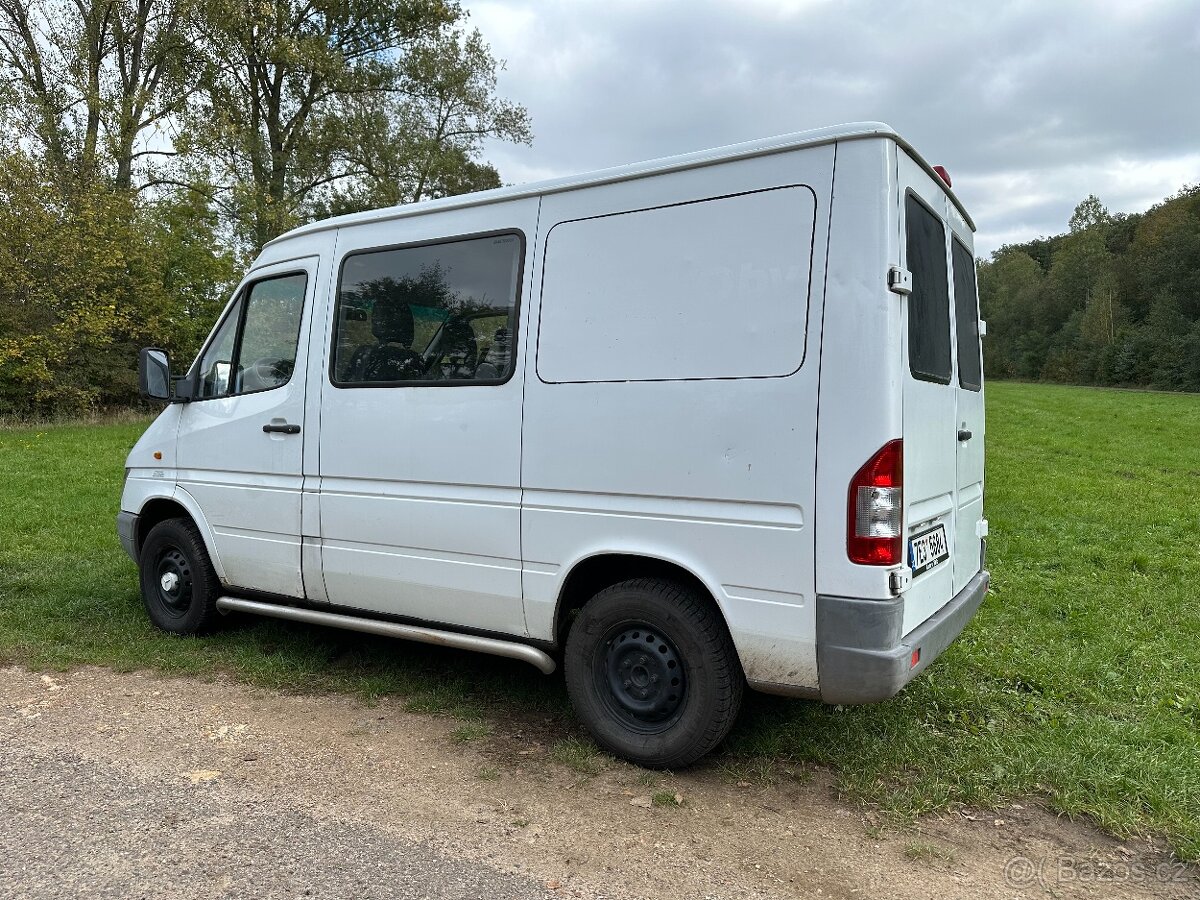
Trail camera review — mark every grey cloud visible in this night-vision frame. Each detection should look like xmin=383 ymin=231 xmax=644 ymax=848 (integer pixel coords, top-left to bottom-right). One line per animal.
xmin=476 ymin=0 xmax=1200 ymax=255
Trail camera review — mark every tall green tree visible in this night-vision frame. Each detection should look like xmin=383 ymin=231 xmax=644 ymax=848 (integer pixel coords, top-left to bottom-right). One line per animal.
xmin=979 ymin=186 xmax=1200 ymax=391
xmin=0 ymin=0 xmax=198 ymax=190
xmin=187 ymin=0 xmax=528 ymax=250
xmin=0 ymin=151 xmax=175 ymax=413
xmin=331 ymin=24 xmax=532 ymax=211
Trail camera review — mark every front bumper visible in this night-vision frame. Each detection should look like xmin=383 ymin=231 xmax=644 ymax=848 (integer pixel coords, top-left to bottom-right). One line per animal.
xmin=116 ymin=511 xmax=139 ymax=563
xmin=816 ymin=570 xmax=990 ymax=704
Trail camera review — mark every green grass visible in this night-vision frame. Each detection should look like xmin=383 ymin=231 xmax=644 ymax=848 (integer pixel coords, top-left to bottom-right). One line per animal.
xmin=2 ymin=382 xmax=1198 ymax=859
xmin=548 ymin=737 xmax=607 ymax=776
xmin=652 ymin=790 xmax=683 ymax=808
xmin=449 ymin=722 xmax=492 ymax=745
xmin=904 ymin=840 xmax=955 ymax=864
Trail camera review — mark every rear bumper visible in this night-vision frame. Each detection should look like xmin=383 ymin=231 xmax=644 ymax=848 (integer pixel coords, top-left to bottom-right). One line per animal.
xmin=116 ymin=511 xmax=139 ymax=563
xmin=816 ymin=570 xmax=989 ymax=704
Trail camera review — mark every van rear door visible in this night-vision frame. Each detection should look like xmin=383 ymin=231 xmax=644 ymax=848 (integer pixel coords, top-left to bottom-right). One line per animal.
xmin=897 ymin=154 xmax=958 ymax=635
xmin=950 ymin=234 xmax=985 ymax=592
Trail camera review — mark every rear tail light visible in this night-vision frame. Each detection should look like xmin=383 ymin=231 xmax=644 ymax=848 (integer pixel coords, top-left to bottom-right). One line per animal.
xmin=847 ymin=439 xmax=903 ymax=566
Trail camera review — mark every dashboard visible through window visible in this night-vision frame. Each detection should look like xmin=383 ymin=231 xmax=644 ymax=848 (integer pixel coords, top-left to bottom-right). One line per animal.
xmin=194 ymin=272 xmax=307 ymax=400
xmin=332 ymin=233 xmax=523 ymax=386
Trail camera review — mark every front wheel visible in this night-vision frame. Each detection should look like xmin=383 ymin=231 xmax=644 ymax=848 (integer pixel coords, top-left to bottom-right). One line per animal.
xmin=138 ymin=517 xmax=222 ymax=634
xmin=564 ymin=578 xmax=744 ymax=768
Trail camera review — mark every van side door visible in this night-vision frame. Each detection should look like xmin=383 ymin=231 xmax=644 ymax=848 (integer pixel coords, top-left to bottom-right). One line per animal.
xmin=175 ymin=256 xmax=319 ymax=598
xmin=316 ymin=203 xmax=538 ymax=635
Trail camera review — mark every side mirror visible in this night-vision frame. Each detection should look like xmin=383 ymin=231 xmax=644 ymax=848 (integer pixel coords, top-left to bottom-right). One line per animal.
xmin=138 ymin=347 xmax=171 ymax=401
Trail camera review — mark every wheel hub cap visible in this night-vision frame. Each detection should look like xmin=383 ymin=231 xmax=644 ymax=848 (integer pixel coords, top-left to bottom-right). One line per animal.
xmin=600 ymin=625 xmax=686 ymax=730
xmin=155 ymin=548 xmax=193 ymax=612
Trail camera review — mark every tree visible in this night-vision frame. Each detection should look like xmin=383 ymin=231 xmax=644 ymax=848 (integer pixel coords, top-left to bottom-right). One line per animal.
xmin=186 ymin=0 xmax=529 ymax=250
xmin=0 ymin=151 xmax=174 ymax=414
xmin=1068 ymin=193 xmax=1111 ymax=234
xmin=978 ymin=248 xmax=1046 ymax=378
xmin=0 ymin=0 xmax=199 ymax=190
xmin=1128 ymin=185 xmax=1200 ymax=320
xmin=339 ymin=25 xmax=531 ymax=209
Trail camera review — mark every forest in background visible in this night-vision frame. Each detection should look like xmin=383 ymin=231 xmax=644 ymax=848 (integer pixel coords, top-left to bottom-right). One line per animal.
xmin=2 ymin=4 xmax=1197 ymax=419
xmin=0 ymin=0 xmax=530 ymax=417
xmin=979 ymin=186 xmax=1200 ymax=391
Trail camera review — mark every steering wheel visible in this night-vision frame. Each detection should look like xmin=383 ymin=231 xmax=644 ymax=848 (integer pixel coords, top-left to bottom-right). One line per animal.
xmin=363 ymin=345 xmax=424 ymax=382
xmin=247 ymin=357 xmax=292 ymax=389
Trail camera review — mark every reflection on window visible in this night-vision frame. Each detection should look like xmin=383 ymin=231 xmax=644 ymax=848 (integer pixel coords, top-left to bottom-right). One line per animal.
xmin=906 ymin=195 xmax=952 ymax=384
xmin=951 ymin=239 xmax=982 ymax=391
xmin=333 ymin=234 xmax=521 ymax=385
xmin=193 ymin=272 xmax=308 ymax=400
xmin=197 ymin=297 xmax=241 ymax=399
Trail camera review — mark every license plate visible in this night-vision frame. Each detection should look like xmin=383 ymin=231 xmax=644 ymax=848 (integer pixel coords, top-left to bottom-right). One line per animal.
xmin=908 ymin=524 xmax=949 ymax=575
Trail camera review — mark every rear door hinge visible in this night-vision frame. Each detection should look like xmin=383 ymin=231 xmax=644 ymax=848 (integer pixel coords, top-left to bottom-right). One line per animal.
xmin=888 ymin=266 xmax=913 ymax=295
xmin=889 ymin=566 xmax=912 ymax=595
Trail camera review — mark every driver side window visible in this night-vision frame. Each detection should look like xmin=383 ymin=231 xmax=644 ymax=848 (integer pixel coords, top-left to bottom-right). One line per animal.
xmin=195 ymin=272 xmax=308 ymax=400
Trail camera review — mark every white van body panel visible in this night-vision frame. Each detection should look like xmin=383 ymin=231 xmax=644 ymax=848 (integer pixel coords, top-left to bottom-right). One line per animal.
xmin=174 ymin=250 xmax=324 ymax=599
xmin=522 ymin=147 xmax=831 ymax=687
xmin=947 ymin=204 xmax=987 ymax=597
xmin=314 ymin=200 xmax=539 ymax=634
xmin=813 ymin=138 xmax=904 ymax=603
xmin=120 ymin=122 xmax=987 ymax=705
xmin=897 ymin=153 xmax=960 ymax=635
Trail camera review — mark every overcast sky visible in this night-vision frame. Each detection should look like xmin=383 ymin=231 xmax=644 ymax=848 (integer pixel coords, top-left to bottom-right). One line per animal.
xmin=471 ymin=0 xmax=1200 ymax=257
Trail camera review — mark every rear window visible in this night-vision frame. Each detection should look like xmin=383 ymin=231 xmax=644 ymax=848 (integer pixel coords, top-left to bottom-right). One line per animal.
xmin=905 ymin=194 xmax=951 ymax=384
xmin=951 ymin=238 xmax=982 ymax=391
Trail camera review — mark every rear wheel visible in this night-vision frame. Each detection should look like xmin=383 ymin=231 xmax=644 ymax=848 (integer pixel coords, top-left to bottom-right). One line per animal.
xmin=138 ymin=517 xmax=221 ymax=634
xmin=564 ymin=578 xmax=743 ymax=768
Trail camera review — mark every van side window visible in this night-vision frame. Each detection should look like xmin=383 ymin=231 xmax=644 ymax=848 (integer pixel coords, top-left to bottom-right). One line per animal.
xmin=905 ymin=194 xmax=952 ymax=384
xmin=196 ymin=296 xmax=242 ymax=399
xmin=194 ymin=272 xmax=308 ymax=400
xmin=332 ymin=233 xmax=522 ymax=386
xmin=951 ymin=238 xmax=982 ymax=391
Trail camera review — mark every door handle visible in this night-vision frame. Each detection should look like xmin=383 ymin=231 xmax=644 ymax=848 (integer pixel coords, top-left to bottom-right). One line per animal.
xmin=958 ymin=428 xmax=973 ymax=442
xmin=263 ymin=422 xmax=300 ymax=435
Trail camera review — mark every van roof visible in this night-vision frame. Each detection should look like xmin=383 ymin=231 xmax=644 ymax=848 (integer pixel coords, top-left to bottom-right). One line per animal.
xmin=267 ymin=121 xmax=974 ymax=247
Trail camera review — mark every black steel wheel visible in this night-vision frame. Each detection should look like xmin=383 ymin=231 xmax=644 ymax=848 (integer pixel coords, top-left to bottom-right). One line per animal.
xmin=565 ymin=577 xmax=743 ymax=769
xmin=595 ymin=621 xmax=688 ymax=734
xmin=153 ymin=546 xmax=194 ymax=620
xmin=138 ymin=517 xmax=221 ymax=634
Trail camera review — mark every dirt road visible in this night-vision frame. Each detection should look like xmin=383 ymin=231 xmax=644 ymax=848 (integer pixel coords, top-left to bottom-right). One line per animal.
xmin=1 ymin=666 xmax=1193 ymax=899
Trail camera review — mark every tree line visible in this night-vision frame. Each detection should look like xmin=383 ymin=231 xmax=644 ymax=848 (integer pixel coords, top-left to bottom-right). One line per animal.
xmin=979 ymin=186 xmax=1200 ymax=391
xmin=0 ymin=0 xmax=530 ymax=417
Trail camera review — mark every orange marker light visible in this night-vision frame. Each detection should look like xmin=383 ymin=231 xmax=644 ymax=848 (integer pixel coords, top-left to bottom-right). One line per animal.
xmin=153 ymin=451 xmax=162 ymax=460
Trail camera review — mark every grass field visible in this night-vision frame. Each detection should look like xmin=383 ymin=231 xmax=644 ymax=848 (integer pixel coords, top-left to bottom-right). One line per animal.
xmin=1 ymin=382 xmax=1198 ymax=860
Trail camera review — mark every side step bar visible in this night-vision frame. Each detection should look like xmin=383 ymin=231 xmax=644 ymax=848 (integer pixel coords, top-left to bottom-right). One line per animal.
xmin=215 ymin=597 xmax=557 ymax=675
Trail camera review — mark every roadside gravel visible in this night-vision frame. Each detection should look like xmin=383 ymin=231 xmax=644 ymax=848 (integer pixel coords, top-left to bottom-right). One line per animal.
xmin=1 ymin=666 xmax=1193 ymax=900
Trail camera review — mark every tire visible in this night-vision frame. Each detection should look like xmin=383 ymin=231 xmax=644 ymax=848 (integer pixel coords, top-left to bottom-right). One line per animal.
xmin=138 ymin=517 xmax=222 ymax=634
xmin=564 ymin=578 xmax=744 ymax=768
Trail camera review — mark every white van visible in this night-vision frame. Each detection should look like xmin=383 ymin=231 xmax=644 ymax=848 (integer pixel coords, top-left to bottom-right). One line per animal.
xmin=120 ymin=122 xmax=989 ymax=767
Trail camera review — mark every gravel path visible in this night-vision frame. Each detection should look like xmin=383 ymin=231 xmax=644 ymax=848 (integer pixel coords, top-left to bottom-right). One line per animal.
xmin=1 ymin=666 xmax=1194 ymax=900
xmin=1 ymin=743 xmax=557 ymax=900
